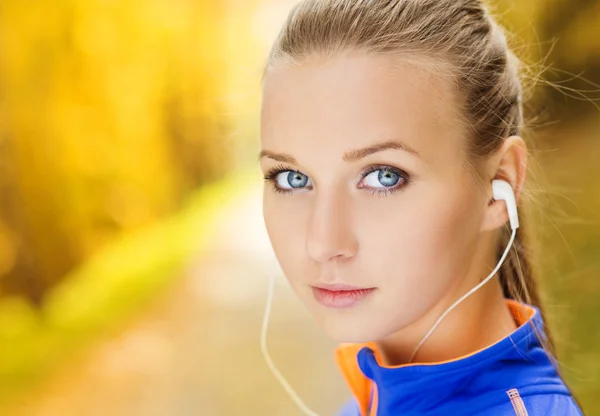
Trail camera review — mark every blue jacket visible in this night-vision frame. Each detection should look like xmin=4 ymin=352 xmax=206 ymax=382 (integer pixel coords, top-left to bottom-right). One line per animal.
xmin=334 ymin=300 xmax=583 ymax=415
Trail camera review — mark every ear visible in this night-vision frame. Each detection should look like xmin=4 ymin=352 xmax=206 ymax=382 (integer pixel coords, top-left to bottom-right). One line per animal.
xmin=480 ymin=135 xmax=528 ymax=232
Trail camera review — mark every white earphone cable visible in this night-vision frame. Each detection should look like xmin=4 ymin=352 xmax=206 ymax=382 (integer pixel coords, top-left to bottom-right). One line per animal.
xmin=260 ymin=272 xmax=321 ymax=416
xmin=407 ymin=227 xmax=518 ymax=363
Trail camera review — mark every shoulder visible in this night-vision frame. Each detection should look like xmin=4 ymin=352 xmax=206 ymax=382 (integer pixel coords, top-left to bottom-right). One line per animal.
xmin=336 ymin=393 xmax=583 ymax=416
xmin=484 ymin=392 xmax=583 ymax=416
xmin=520 ymin=393 xmax=583 ymax=416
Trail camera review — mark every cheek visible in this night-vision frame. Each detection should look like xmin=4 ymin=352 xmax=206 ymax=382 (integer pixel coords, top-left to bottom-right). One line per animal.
xmin=358 ymin=188 xmax=481 ymax=324
xmin=361 ymin=202 xmax=462 ymax=286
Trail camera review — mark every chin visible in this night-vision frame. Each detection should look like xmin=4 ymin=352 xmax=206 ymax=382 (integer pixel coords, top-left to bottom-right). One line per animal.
xmin=326 ymin=325 xmax=383 ymax=344
xmin=312 ymin=311 xmax=389 ymax=344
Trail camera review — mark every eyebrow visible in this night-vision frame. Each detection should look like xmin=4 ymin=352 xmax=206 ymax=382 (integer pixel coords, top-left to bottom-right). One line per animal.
xmin=258 ymin=139 xmax=420 ymax=164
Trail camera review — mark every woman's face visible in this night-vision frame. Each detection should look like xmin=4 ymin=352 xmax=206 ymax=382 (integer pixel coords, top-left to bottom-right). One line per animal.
xmin=260 ymin=52 xmax=488 ymax=343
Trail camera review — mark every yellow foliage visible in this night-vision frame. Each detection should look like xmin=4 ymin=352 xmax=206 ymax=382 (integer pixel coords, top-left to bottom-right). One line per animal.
xmin=0 ymin=0 xmax=232 ymax=299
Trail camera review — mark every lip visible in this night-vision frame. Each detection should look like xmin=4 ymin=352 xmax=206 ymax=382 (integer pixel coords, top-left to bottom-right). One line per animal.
xmin=311 ymin=284 xmax=376 ymax=308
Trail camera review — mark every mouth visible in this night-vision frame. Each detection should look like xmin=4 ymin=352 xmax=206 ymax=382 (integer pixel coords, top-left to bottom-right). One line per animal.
xmin=311 ymin=284 xmax=376 ymax=308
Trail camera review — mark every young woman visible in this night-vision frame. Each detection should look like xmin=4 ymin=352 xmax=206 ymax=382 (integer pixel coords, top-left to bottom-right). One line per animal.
xmin=258 ymin=0 xmax=584 ymax=414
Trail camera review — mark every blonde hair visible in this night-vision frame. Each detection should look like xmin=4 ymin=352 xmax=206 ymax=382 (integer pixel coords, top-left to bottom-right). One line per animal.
xmin=263 ymin=0 xmax=555 ymax=353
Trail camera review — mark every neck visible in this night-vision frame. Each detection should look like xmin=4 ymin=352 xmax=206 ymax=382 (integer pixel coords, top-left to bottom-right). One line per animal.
xmin=375 ymin=234 xmax=518 ymax=366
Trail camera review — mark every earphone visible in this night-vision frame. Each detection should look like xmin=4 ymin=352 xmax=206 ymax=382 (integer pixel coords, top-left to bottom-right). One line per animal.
xmin=493 ymin=178 xmax=519 ymax=230
xmin=261 ymin=179 xmax=518 ymax=415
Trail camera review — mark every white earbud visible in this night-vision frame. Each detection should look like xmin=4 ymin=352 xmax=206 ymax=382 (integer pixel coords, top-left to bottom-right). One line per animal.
xmin=492 ymin=179 xmax=519 ymax=230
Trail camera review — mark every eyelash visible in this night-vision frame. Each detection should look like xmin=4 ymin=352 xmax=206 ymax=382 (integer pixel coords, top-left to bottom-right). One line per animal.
xmin=263 ymin=164 xmax=411 ymax=197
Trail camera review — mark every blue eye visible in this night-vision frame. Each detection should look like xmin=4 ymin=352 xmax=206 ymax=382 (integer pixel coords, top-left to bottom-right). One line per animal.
xmin=277 ymin=170 xmax=311 ymax=189
xmin=263 ymin=165 xmax=312 ymax=194
xmin=363 ymin=167 xmax=401 ymax=188
xmin=358 ymin=165 xmax=408 ymax=197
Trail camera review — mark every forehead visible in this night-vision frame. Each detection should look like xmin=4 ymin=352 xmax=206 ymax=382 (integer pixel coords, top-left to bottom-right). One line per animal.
xmin=260 ymin=52 xmax=466 ymax=166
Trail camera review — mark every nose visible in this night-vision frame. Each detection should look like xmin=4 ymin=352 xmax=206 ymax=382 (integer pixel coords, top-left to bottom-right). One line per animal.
xmin=305 ymin=189 xmax=358 ymax=264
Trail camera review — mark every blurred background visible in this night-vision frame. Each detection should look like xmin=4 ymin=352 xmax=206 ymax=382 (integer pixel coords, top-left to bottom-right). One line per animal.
xmin=0 ymin=0 xmax=598 ymax=415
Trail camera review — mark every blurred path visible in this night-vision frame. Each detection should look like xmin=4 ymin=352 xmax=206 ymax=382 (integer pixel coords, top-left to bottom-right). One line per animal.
xmin=10 ymin=179 xmax=349 ymax=416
